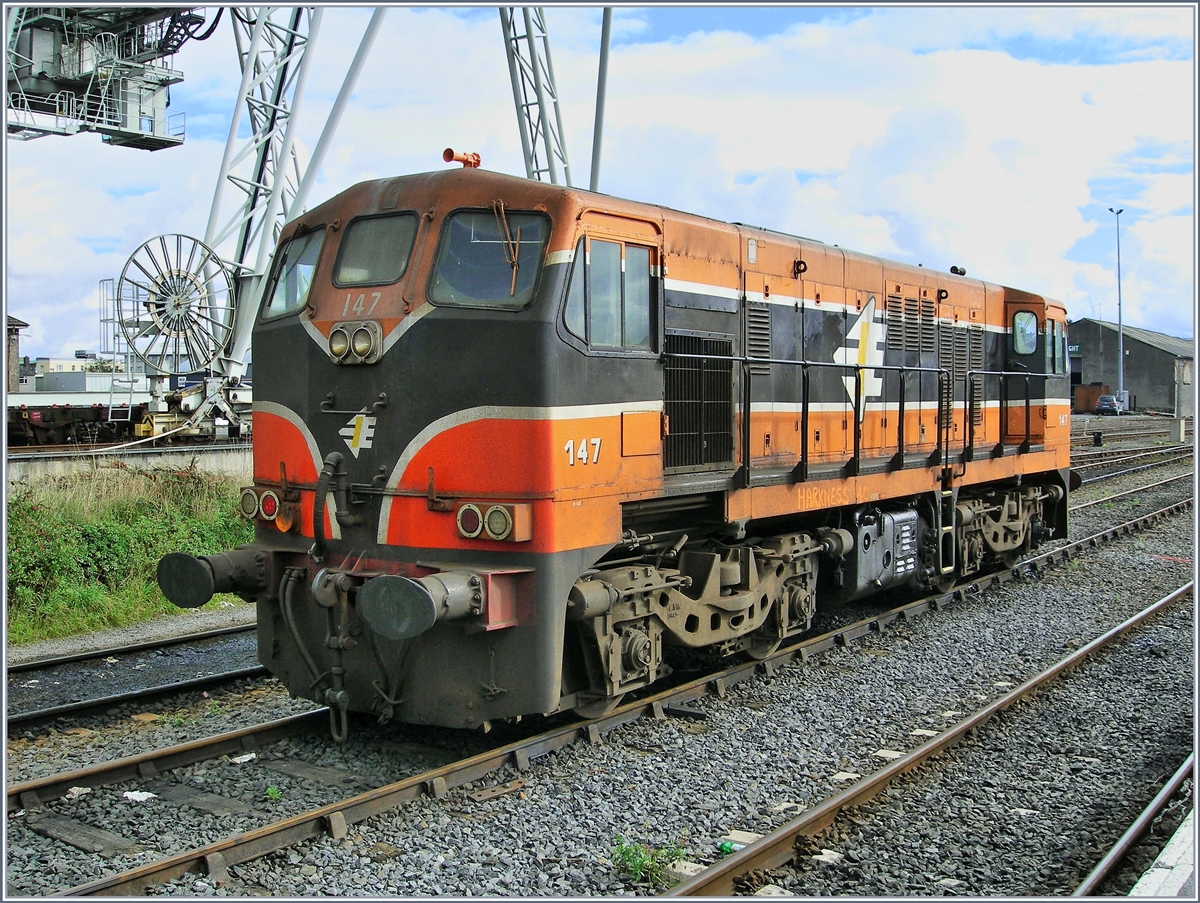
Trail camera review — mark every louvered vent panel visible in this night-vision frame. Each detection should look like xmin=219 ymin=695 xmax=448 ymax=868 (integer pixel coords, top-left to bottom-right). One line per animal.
xmin=886 ymin=296 xmax=904 ymax=350
xmin=970 ymin=325 xmax=984 ymax=425
xmin=919 ymin=298 xmax=937 ymax=353
xmin=938 ymin=323 xmax=955 ymax=425
xmin=747 ymin=303 xmax=771 ymax=376
xmin=903 ymin=298 xmax=920 ymax=351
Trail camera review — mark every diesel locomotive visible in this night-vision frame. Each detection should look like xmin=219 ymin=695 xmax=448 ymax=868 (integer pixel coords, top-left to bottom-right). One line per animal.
xmin=157 ymin=158 xmax=1072 ymax=735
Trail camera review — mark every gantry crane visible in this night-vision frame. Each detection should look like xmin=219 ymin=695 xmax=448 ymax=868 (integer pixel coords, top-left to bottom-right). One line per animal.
xmin=9 ymin=5 xmax=612 ymax=442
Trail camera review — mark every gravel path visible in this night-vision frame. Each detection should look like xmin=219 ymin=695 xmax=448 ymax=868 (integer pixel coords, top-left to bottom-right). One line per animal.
xmin=5 ymin=602 xmax=257 ymax=668
xmin=51 ymin=509 xmax=1184 ymax=897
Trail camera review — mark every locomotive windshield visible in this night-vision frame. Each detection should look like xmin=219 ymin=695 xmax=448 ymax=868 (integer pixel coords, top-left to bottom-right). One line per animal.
xmin=262 ymin=229 xmax=324 ymax=320
xmin=333 ymin=213 xmax=418 ymax=286
xmin=428 ymin=208 xmax=549 ymax=310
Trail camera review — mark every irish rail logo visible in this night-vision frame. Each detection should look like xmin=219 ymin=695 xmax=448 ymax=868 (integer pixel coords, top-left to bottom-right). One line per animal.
xmin=339 ymin=412 xmax=377 ymax=457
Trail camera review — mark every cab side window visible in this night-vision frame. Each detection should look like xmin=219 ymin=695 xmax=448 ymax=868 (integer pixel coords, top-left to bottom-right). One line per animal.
xmin=563 ymin=236 xmax=655 ymax=352
xmin=1012 ymin=310 xmax=1038 ymax=356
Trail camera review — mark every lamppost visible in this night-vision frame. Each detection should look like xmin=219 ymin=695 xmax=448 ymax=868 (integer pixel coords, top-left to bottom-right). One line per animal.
xmin=1108 ymin=207 xmax=1124 ymax=410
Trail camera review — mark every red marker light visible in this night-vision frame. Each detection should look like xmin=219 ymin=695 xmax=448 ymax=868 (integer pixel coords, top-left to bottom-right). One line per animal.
xmin=259 ymin=491 xmax=279 ymax=520
xmin=456 ymin=503 xmax=483 ymax=538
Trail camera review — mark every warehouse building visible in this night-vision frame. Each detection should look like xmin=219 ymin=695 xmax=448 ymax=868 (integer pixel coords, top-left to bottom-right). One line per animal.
xmin=1068 ymin=318 xmax=1193 ymax=415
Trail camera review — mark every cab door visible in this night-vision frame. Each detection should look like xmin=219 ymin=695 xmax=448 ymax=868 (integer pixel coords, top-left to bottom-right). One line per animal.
xmin=1003 ymin=299 xmax=1047 ymax=448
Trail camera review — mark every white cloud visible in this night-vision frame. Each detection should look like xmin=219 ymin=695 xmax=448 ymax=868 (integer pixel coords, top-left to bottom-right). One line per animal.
xmin=5 ymin=4 xmax=1194 ymax=364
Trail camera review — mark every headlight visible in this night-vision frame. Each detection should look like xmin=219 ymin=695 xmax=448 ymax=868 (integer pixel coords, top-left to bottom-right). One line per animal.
xmin=329 ymin=328 xmax=350 ymax=359
xmin=238 ymin=488 xmax=259 ymax=519
xmin=352 ymin=327 xmax=373 ymax=357
xmin=328 ymin=320 xmax=381 ymax=364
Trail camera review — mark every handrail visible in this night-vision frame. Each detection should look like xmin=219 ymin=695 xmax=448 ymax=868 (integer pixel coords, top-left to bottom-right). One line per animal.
xmin=963 ymin=367 xmax=1054 ymax=461
xmin=665 ymin=350 xmax=950 ymax=486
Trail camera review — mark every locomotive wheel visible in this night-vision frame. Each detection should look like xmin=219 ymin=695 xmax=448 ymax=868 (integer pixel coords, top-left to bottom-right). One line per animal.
xmin=573 ymin=693 xmax=625 ymax=719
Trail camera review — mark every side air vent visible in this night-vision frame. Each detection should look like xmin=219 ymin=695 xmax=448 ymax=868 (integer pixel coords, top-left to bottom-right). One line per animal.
xmin=746 ymin=303 xmax=771 ymax=376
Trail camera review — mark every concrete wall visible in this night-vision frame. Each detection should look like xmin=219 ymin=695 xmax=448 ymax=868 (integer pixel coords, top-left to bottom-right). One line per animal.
xmin=6 ymin=446 xmax=252 ymax=483
xmin=1069 ymin=321 xmax=1183 ymax=412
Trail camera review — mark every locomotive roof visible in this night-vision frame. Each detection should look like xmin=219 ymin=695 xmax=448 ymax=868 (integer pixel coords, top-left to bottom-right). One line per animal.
xmin=294 ymin=167 xmax=1061 ymax=311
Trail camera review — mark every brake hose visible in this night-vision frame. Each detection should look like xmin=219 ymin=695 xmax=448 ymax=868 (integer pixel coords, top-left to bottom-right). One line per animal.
xmin=310 ymin=452 xmax=344 ymax=561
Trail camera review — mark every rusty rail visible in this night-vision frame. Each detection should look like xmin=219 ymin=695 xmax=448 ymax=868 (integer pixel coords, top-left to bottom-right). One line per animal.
xmin=666 ymin=582 xmax=1194 ymax=896
xmin=7 ymin=623 xmax=257 ymax=674
xmin=8 ymin=665 xmax=270 ymax=728
xmin=1070 ymin=472 xmax=1193 ymax=512
xmin=7 ymin=711 xmax=324 ymax=814
xmin=1072 ymin=752 xmax=1194 ymax=896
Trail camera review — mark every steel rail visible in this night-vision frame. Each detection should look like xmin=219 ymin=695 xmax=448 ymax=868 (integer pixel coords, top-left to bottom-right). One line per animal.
xmin=1080 ymin=452 xmax=1193 ymax=485
xmin=666 ymin=582 xmax=1195 ymax=896
xmin=1071 ymin=446 xmax=1193 ymax=472
xmin=1070 ymin=472 xmax=1193 ymax=512
xmin=7 ymin=710 xmax=324 ymax=814
xmin=7 ymin=623 xmax=257 ymax=674
xmin=42 ymin=499 xmax=1193 ymax=896
xmin=1070 ymin=426 xmax=1192 ymax=444
xmin=7 ymin=665 xmax=269 ymax=728
xmin=1072 ymin=753 xmax=1194 ymax=896
xmin=1069 ymin=443 xmax=1193 ymax=464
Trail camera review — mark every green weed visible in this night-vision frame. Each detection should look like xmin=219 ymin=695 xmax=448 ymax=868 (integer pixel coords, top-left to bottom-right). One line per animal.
xmin=265 ymin=786 xmax=282 ymax=802
xmin=6 ymin=462 xmax=253 ymax=644
xmin=612 ymin=834 xmax=686 ymax=888
xmin=165 ymin=710 xmax=198 ymax=728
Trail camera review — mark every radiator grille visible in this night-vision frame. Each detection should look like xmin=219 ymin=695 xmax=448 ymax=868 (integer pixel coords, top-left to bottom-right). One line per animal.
xmin=919 ymin=298 xmax=937 ymax=353
xmin=886 ymin=296 xmax=904 ymax=350
xmin=886 ymin=296 xmax=934 ymax=354
xmin=664 ymin=334 xmax=734 ymax=469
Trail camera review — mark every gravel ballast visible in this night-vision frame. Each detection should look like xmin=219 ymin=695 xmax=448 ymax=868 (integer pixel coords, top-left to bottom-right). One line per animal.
xmin=58 ymin=510 xmax=1188 ymax=898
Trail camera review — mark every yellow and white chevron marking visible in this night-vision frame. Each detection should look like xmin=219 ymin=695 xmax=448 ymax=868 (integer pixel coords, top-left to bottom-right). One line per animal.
xmin=339 ymin=412 xmax=377 ymax=458
xmin=833 ymin=295 xmax=886 ymax=419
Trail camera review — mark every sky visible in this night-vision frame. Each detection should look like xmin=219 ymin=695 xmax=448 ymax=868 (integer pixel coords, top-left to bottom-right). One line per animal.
xmin=4 ymin=4 xmax=1196 ymax=362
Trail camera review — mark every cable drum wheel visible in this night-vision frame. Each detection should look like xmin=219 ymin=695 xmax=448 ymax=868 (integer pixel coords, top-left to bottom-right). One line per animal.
xmin=116 ymin=234 xmax=235 ymax=375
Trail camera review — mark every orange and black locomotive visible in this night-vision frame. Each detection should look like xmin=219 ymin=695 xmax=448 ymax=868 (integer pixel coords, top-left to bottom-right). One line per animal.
xmin=158 ymin=159 xmax=1072 ymax=732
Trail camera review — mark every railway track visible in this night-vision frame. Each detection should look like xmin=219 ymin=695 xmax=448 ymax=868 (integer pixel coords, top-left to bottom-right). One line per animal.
xmin=7 ymin=460 xmax=1190 ymax=732
xmin=667 ymin=582 xmax=1194 ymax=896
xmin=6 ymin=626 xmax=262 ymax=728
xmin=7 ymin=499 xmax=1191 ymax=896
xmin=1069 ymin=442 xmax=1193 ymax=465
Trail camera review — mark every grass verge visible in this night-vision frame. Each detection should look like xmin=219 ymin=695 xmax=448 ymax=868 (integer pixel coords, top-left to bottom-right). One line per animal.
xmin=6 ymin=461 xmax=253 ymax=645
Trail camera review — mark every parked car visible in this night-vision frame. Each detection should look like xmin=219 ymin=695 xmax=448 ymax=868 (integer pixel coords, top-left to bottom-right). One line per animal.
xmin=1095 ymin=394 xmax=1121 ymax=415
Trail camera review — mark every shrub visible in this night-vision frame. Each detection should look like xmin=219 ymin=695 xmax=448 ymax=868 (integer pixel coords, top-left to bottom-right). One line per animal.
xmin=6 ymin=461 xmax=254 ymax=644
